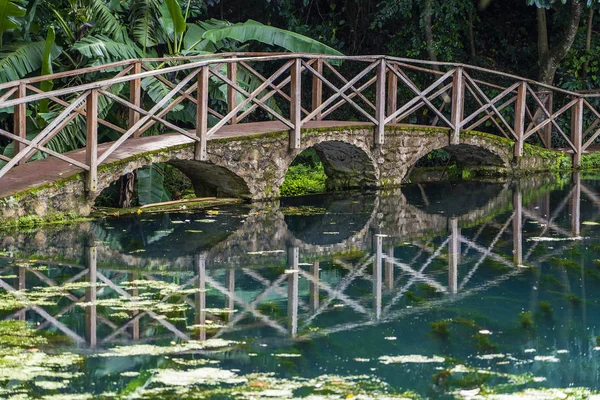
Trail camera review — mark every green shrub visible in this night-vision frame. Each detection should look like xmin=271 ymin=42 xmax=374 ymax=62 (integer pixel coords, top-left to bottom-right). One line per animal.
xmin=280 ymin=162 xmax=326 ymax=197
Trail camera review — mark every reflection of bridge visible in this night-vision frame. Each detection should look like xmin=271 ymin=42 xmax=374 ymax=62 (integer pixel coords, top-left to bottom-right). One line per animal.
xmin=1 ymin=175 xmax=597 ymax=349
xmin=0 ymin=53 xmax=594 ymax=221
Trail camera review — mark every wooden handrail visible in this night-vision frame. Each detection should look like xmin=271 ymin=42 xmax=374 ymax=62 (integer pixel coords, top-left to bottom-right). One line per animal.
xmin=1 ymin=52 xmax=598 ymax=195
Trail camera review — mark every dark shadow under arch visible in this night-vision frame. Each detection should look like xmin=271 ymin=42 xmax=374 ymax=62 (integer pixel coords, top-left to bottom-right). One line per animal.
xmin=407 ymin=143 xmax=507 ymax=182
xmin=444 ymin=144 xmax=505 ymax=167
xmin=169 ymin=160 xmax=251 ymax=199
xmin=291 ymin=140 xmax=378 ymax=192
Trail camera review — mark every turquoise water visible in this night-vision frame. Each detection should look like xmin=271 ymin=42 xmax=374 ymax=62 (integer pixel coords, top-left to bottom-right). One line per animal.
xmin=1 ymin=174 xmax=600 ymax=398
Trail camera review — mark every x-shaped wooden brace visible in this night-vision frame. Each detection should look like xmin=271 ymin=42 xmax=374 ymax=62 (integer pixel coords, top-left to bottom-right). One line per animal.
xmin=236 ymin=60 xmax=312 ymax=121
xmin=385 ymin=67 xmax=456 ymax=127
xmin=208 ymin=60 xmax=296 ymax=136
xmin=0 ymin=92 xmax=90 ymax=179
xmin=581 ymin=99 xmax=600 ymax=151
xmin=460 ymin=71 xmax=520 ymax=139
xmin=462 ymin=83 xmax=517 ymax=140
xmin=302 ymin=60 xmax=380 ymax=125
xmin=97 ymin=67 xmax=202 ymax=165
xmin=523 ymin=87 xmax=578 ymax=150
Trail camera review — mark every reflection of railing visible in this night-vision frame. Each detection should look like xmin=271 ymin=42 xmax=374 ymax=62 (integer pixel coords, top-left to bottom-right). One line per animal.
xmin=2 ymin=53 xmax=600 ymax=194
xmin=0 ymin=175 xmax=597 ymax=347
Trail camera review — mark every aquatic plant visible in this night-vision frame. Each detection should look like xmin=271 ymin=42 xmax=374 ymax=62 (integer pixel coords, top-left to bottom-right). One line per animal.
xmin=430 ymin=320 xmax=451 ymax=338
xmin=519 ymin=311 xmax=535 ymax=330
xmin=538 ymin=301 xmax=553 ymax=318
xmin=473 ymin=333 xmax=497 ymax=353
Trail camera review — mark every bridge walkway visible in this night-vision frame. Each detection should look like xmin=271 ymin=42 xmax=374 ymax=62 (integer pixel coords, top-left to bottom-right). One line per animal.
xmin=0 ymin=120 xmax=370 ymax=199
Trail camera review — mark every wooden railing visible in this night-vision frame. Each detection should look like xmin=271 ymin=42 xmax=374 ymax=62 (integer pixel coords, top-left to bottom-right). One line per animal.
xmin=1 ymin=53 xmax=600 ymax=194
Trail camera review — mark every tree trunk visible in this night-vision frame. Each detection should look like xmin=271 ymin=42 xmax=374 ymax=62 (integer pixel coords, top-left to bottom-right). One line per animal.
xmin=424 ymin=0 xmax=438 ymax=64
xmin=119 ymin=172 xmax=135 ymax=208
xmin=537 ymin=0 xmax=584 ymax=85
xmin=468 ymin=9 xmax=476 ymax=58
xmin=423 ymin=0 xmax=451 ymax=102
xmin=582 ymin=7 xmax=594 ymax=80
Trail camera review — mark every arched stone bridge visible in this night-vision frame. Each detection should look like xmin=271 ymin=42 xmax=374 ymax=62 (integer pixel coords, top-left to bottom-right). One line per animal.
xmin=0 ymin=53 xmax=594 ymax=221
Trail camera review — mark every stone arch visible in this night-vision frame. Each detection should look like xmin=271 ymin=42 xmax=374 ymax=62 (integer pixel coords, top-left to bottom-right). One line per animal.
xmin=168 ymin=160 xmax=251 ymax=199
xmin=282 ymin=137 xmax=380 ymax=194
xmin=92 ymin=145 xmax=253 ymax=205
xmin=403 ymin=134 xmax=512 ymax=181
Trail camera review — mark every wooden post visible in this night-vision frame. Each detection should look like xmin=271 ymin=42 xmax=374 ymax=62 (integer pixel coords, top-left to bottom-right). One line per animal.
xmin=384 ymin=248 xmax=394 ymax=290
xmin=373 ymin=234 xmax=383 ymax=320
xmin=375 ymin=58 xmax=386 ymax=145
xmin=14 ymin=83 xmax=26 ymax=164
xmin=386 ymin=64 xmax=398 ymax=124
xmin=85 ymin=246 xmax=97 ymax=348
xmin=14 ymin=265 xmax=26 ymax=320
xmin=309 ymin=261 xmax=319 ymax=312
xmin=194 ymin=254 xmax=206 ymax=341
xmin=514 ymin=82 xmax=526 ymax=158
xmin=227 ymin=59 xmax=237 ymax=125
xmin=225 ymin=269 xmax=235 ymax=317
xmin=450 ymin=68 xmax=464 ymax=145
xmin=86 ymin=90 xmax=98 ymax=194
xmin=287 ymin=246 xmax=299 ymax=336
xmin=195 ymin=66 xmax=209 ymax=161
xmin=312 ymin=58 xmax=323 ymax=121
xmin=544 ymin=92 xmax=553 ymax=149
xmin=571 ymin=172 xmax=581 ymax=237
xmin=129 ymin=272 xmax=139 ymax=340
xmin=571 ymin=97 xmax=583 ymax=168
xmin=513 ymin=190 xmax=522 ymax=266
xmin=448 ymin=218 xmax=459 ymax=294
xmin=130 ymin=61 xmax=142 ymax=138
xmin=290 ymin=58 xmax=301 ymax=149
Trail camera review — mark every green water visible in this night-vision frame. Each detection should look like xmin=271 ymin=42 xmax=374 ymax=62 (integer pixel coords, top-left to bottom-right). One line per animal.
xmin=1 ymin=174 xmax=600 ymax=399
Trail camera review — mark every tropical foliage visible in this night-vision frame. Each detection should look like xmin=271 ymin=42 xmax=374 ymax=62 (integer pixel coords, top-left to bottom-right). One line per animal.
xmin=0 ymin=0 xmax=342 ymax=205
xmin=3 ymin=0 xmax=600 ymax=201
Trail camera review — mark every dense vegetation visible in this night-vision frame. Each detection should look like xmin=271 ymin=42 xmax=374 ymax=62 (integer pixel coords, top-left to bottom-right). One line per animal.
xmin=2 ymin=0 xmax=600 ymax=201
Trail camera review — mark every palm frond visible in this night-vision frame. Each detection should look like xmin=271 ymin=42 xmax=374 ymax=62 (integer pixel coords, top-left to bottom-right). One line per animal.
xmin=0 ymin=0 xmax=26 ymax=48
xmin=0 ymin=40 xmax=60 ymax=83
xmin=72 ymin=34 xmax=141 ymax=63
xmin=137 ymin=163 xmax=171 ymax=205
xmin=89 ymin=0 xmax=125 ymax=40
xmin=141 ymin=75 xmax=184 ymax=112
xmin=129 ymin=0 xmax=161 ymax=51
xmin=201 ymin=19 xmax=343 ymax=55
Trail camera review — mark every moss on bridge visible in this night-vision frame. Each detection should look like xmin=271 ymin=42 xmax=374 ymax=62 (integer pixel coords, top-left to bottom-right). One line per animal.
xmin=0 ymin=124 xmax=590 ymax=227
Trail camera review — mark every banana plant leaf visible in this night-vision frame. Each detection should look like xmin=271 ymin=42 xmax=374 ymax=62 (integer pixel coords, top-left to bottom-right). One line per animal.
xmin=201 ymin=19 xmax=343 ymax=56
xmin=137 ymin=164 xmax=171 ymax=205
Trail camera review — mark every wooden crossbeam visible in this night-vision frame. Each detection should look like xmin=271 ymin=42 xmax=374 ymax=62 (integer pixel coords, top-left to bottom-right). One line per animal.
xmin=301 ymin=60 xmax=378 ymax=125
xmin=323 ymin=60 xmax=377 ymax=111
xmin=525 ymin=86 xmax=576 ymax=149
xmin=301 ymin=60 xmax=379 ymax=124
xmin=0 ymin=91 xmax=90 ymax=179
xmin=237 ymin=60 xmax=311 ymax=119
xmin=208 ymin=61 xmax=295 ymax=135
xmin=97 ymin=68 xmax=200 ymax=165
xmin=385 ymin=68 xmax=455 ymax=127
xmin=460 ymin=72 xmax=519 ymax=138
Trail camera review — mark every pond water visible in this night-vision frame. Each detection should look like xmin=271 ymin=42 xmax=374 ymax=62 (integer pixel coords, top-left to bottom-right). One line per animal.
xmin=2 ymin=173 xmax=600 ymax=399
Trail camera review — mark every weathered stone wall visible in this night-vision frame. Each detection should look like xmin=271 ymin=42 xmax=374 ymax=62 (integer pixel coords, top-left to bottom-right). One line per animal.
xmin=0 ymin=125 xmax=568 ymax=222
